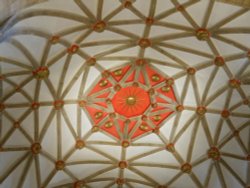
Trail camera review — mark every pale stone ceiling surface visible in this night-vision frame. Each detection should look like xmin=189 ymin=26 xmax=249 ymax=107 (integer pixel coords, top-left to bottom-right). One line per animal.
xmin=0 ymin=0 xmax=250 ymax=188
xmin=217 ymin=0 xmax=250 ymax=8
xmin=0 ymin=0 xmax=47 ymax=23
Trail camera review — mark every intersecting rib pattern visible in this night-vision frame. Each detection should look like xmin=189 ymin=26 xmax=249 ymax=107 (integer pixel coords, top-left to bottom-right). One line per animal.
xmin=0 ymin=0 xmax=249 ymax=188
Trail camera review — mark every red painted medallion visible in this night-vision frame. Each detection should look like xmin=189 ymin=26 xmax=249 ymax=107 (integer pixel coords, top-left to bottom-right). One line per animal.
xmin=112 ymin=86 xmax=150 ymax=118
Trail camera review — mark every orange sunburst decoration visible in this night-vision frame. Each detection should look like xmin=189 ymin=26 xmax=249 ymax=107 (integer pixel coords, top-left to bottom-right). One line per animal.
xmin=112 ymin=86 xmax=150 ymax=117
xmin=84 ymin=64 xmax=177 ymax=139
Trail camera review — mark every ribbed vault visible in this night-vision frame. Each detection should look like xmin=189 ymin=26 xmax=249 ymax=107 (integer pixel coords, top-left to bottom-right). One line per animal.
xmin=0 ymin=0 xmax=250 ymax=188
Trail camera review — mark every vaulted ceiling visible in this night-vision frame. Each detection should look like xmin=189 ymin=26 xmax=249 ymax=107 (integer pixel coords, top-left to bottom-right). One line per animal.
xmin=0 ymin=0 xmax=250 ymax=188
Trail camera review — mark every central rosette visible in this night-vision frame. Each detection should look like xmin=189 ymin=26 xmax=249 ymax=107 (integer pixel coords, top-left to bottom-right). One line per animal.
xmin=83 ymin=63 xmax=178 ymax=140
xmin=112 ymin=86 xmax=150 ymax=117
